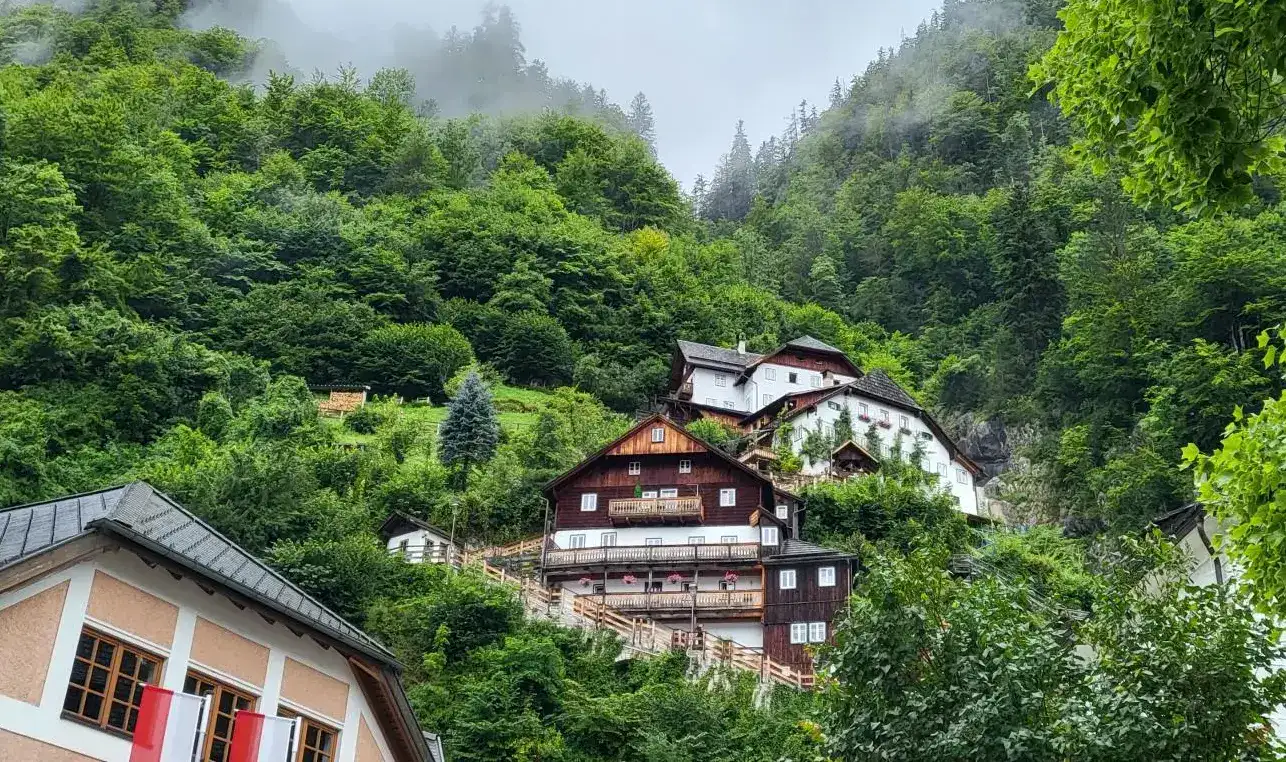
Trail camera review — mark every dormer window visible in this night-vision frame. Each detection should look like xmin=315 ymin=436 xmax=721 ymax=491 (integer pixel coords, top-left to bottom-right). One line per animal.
xmin=651 ymin=427 xmax=665 ymax=443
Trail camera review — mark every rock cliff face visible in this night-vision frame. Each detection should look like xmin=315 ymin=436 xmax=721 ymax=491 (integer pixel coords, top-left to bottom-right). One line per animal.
xmin=938 ymin=411 xmax=1055 ymax=524
xmin=956 ymin=415 xmax=1012 ymax=482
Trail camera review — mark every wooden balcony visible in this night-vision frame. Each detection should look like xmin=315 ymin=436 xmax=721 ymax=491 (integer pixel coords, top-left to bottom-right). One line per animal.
xmin=608 ymin=496 xmax=703 ymax=521
xmin=544 ymin=542 xmax=761 ymax=568
xmin=678 ymin=381 xmax=694 ymax=399
xmin=602 ymin=590 xmax=763 ymax=613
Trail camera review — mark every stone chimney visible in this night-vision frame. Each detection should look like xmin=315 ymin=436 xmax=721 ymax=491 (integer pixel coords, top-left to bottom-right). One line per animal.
xmin=737 ymin=338 xmax=746 ymax=354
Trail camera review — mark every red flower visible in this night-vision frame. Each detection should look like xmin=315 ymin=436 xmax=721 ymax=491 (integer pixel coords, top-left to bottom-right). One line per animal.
xmin=666 ymin=573 xmax=683 ymax=584
xmin=623 ymin=574 xmax=637 ymax=584
xmin=579 ymin=576 xmax=592 ymax=587
xmin=723 ymin=571 xmax=739 ymax=583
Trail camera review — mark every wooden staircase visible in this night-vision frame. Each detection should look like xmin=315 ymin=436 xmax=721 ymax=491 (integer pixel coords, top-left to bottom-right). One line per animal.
xmin=468 ymin=537 xmax=815 ymax=690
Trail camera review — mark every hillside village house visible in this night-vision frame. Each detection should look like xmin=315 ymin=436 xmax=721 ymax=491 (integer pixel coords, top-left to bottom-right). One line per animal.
xmin=663 ymin=336 xmax=989 ymax=517
xmin=0 ymin=482 xmax=441 ymax=762
xmin=539 ymin=414 xmax=856 ymax=671
xmin=379 ymin=515 xmax=457 ymax=566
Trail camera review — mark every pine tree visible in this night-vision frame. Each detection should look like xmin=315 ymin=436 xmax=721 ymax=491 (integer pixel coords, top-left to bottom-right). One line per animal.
xmin=992 ymin=184 xmax=1063 ymax=376
xmin=439 ymin=371 xmax=500 ymax=487
xmin=703 ymin=120 xmax=756 ymax=221
xmin=627 ymin=92 xmax=657 ymax=156
xmin=808 ymin=255 xmax=845 ymax=311
xmin=689 ymin=174 xmax=708 ymax=216
xmin=829 ymin=78 xmax=845 ymax=109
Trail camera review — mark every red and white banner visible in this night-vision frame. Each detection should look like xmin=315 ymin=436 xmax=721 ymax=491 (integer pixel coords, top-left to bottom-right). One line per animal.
xmin=228 ymin=711 xmax=298 ymax=762
xmin=129 ymin=685 xmax=208 ymax=762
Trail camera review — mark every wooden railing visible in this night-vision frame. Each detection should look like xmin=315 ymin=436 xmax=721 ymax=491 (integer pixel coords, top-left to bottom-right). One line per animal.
xmin=461 ymin=535 xmax=545 ymax=565
xmin=544 ymin=542 xmax=761 ymax=568
xmin=601 ymin=590 xmax=763 ymax=612
xmin=392 ymin=544 xmax=460 ymax=566
xmin=608 ymin=496 xmax=703 ymax=520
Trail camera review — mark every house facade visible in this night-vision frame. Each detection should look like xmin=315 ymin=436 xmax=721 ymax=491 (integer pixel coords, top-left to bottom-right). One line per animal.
xmin=539 ymin=415 xmax=855 ymax=669
xmin=0 ymin=483 xmax=438 ymax=762
xmin=664 ymin=336 xmax=988 ymax=518
xmin=380 ymin=514 xmax=457 ymax=566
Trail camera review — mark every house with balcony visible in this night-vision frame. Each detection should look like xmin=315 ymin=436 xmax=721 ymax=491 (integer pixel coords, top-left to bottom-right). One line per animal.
xmin=380 ymin=514 xmax=457 ymax=566
xmin=0 ymin=482 xmax=440 ymax=762
xmin=662 ymin=336 xmax=989 ymax=519
xmin=540 ymin=414 xmax=855 ymax=669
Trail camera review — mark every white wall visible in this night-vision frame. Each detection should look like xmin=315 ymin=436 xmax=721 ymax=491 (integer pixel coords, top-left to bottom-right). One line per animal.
xmin=552 ymin=525 xmax=763 ymax=549
xmin=703 ymin=622 xmax=763 ymax=648
xmin=687 ymin=366 xmax=751 ymax=412
xmin=386 ymin=527 xmax=455 ymax=563
xmin=779 ymin=390 xmax=982 ymax=516
xmin=0 ymin=551 xmax=400 ymax=762
xmin=560 ymin=572 xmax=762 ymax=596
xmin=744 ymin=364 xmax=855 ymax=411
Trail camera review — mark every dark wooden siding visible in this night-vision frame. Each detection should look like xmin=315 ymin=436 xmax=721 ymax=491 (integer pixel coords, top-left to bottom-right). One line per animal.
xmin=552 ymin=454 xmax=766 ymax=530
xmin=762 ymin=559 xmax=853 ymax=625
xmin=764 ymin=624 xmax=817 ymax=668
xmin=759 ymin=351 xmax=856 ymax=378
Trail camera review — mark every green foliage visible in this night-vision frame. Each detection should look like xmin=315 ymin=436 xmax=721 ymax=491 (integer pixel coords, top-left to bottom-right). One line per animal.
xmin=684 ymin=418 xmax=741 ymax=453
xmin=1034 ymin=0 xmax=1286 ymax=213
xmin=439 ymin=372 xmax=500 ymax=481
xmin=343 ymin=404 xmax=386 ymax=435
xmin=801 ymin=471 xmax=966 ymax=551
xmin=360 ymin=322 xmax=474 ymax=402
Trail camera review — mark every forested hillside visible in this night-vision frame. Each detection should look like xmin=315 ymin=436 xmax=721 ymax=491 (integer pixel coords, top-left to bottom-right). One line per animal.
xmin=696 ymin=0 xmax=1286 ymax=529
xmin=4 ymin=0 xmax=1286 ymax=759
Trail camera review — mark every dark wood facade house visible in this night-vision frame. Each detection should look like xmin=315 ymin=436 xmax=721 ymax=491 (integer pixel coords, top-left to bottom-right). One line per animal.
xmin=540 ymin=414 xmax=853 ymax=670
xmin=762 ymin=540 xmax=857 ymax=668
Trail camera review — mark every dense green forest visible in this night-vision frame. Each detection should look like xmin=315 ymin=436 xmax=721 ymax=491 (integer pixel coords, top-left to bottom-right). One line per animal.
xmin=3 ymin=0 xmax=1286 ymax=759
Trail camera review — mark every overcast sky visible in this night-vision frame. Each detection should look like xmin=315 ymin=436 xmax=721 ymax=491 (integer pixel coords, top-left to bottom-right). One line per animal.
xmin=279 ymin=0 xmax=943 ymax=187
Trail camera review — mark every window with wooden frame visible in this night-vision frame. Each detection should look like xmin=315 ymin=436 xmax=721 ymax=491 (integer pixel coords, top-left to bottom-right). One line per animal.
xmin=628 ymin=461 xmax=641 ymax=475
xmin=63 ymin=628 xmax=164 ymax=737
xmin=278 ymin=709 xmax=340 ymax=762
xmin=678 ymin=459 xmax=692 ymax=474
xmin=184 ymin=672 xmax=256 ymax=762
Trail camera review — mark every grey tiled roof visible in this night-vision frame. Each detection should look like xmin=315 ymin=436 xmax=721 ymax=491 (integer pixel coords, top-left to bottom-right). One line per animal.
xmin=0 ymin=482 xmax=394 ymax=662
xmin=765 ymin=538 xmax=853 ymax=562
xmin=851 ymin=370 xmax=923 ymax=412
xmin=784 ymin=335 xmax=844 ymax=354
xmin=676 ymin=340 xmax=762 ymax=369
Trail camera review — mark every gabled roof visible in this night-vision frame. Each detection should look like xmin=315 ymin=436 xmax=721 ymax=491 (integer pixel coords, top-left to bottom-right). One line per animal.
xmin=676 ymin=340 xmax=762 ymax=370
xmin=850 ymin=370 xmax=923 ymax=412
xmin=0 ymin=483 xmax=393 ymax=658
xmin=1154 ymin=502 xmax=1205 ymax=539
xmin=784 ymin=335 xmax=845 ymax=354
xmin=832 ymin=440 xmax=880 ymax=465
xmin=379 ymin=513 xmax=451 ymax=542
xmin=763 ymin=538 xmax=856 ymax=564
xmin=0 ymin=482 xmax=435 ymax=761
xmin=543 ymin=413 xmax=774 ymax=499
xmin=739 ymin=336 xmax=862 ymax=381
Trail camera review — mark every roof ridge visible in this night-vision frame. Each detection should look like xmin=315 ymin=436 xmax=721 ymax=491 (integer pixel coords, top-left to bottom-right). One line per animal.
xmin=0 ymin=483 xmax=133 ymax=514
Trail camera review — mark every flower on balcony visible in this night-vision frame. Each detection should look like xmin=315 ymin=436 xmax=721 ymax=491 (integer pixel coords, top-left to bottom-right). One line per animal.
xmin=666 ymin=572 xmax=683 ymax=584
xmin=622 ymin=574 xmax=637 ymax=584
xmin=858 ymin=414 xmax=872 ymax=423
xmin=877 ymin=420 xmax=892 ymax=429
xmin=579 ymin=576 xmax=592 ymax=587
xmin=723 ymin=571 xmax=739 ymax=583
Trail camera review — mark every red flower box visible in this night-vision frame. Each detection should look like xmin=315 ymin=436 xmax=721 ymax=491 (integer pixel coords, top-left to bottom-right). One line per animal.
xmin=877 ymin=420 xmax=892 ymax=429
xmin=666 ymin=573 xmax=683 ymax=584
xmin=622 ymin=574 xmax=637 ymax=584
xmin=858 ymin=414 xmax=872 ymax=423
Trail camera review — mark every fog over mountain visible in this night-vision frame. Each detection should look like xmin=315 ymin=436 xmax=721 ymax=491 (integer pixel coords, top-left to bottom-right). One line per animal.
xmin=183 ymin=0 xmax=942 ymax=186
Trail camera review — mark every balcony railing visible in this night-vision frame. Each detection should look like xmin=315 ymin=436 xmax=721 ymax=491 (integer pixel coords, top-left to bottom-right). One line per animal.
xmin=608 ymin=496 xmax=703 ymax=520
xmin=601 ymin=590 xmax=763 ymax=612
xmin=391 ymin=544 xmax=460 ymax=566
xmin=544 ymin=542 xmax=761 ymax=568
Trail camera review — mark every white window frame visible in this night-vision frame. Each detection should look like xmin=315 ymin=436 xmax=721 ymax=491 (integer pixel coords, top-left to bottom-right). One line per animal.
xmin=569 ymin=534 xmax=586 ymax=549
xmin=900 ymin=415 xmax=910 ymax=429
xmin=688 ymin=536 xmax=705 ymax=545
xmin=641 ymin=490 xmax=658 ymax=499
xmin=763 ymin=393 xmax=772 ymax=407
xmin=659 ymin=488 xmax=679 ymax=498
xmin=761 ymin=526 xmax=779 ymax=546
xmin=678 ymin=459 xmax=692 ymax=474
xmin=628 ymin=461 xmax=641 ymax=475
xmin=779 ymin=569 xmax=797 ymax=590
xmin=790 ymin=623 xmax=808 ymax=644
xmin=723 ymin=400 xmax=735 ymax=409
xmin=714 ymin=374 xmax=727 ymax=387
xmin=860 ymin=402 xmax=869 ymax=414
xmin=601 ymin=532 xmax=617 ymax=547
xmin=808 ymin=622 xmax=827 ymax=643
xmin=719 ymin=488 xmax=736 ymax=507
xmin=937 ymin=463 xmax=947 ymax=478
xmin=880 ymin=409 xmax=890 ymax=423
xmin=645 ymin=537 xmax=662 ymax=546
xmin=580 ymin=493 xmax=598 ymax=512
xmin=775 ymin=505 xmax=789 ymax=520
xmin=721 ymin=535 xmax=739 ymax=544
xmin=705 ymin=397 xmax=717 ymax=406
xmin=818 ymin=566 xmax=836 ymax=587
xmin=956 ymin=467 xmax=968 ymax=484
xmin=810 ymin=375 xmax=821 ymax=388
xmin=765 ymin=367 xmax=776 ymax=381
xmin=651 ymin=426 xmax=665 ymax=443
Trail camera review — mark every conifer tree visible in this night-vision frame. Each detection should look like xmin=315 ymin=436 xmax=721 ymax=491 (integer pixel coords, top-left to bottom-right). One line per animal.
xmin=703 ymin=120 xmax=756 ymax=221
xmin=830 ymin=78 xmax=845 ymax=109
xmin=833 ymin=406 xmax=855 ymax=447
xmin=439 ymin=371 xmax=500 ymax=487
xmin=627 ymin=92 xmax=657 ymax=156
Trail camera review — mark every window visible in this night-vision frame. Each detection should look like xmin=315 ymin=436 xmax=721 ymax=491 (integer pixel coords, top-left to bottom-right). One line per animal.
xmin=719 ymin=488 xmax=736 ymax=506
xmin=880 ymin=409 xmax=890 ymax=423
xmin=185 ymin=672 xmax=256 ymax=762
xmin=789 ymin=623 xmax=808 ymax=644
xmin=828 ymin=401 xmax=841 ymax=411
xmin=723 ymin=400 xmax=735 ymax=409
xmin=641 ymin=490 xmax=658 ymax=499
xmin=763 ymin=393 xmax=772 ymax=406
xmin=279 ymin=710 xmax=338 ymax=762
xmin=761 ymin=526 xmax=779 ymax=546
xmin=688 ymin=536 xmax=705 ymax=545
xmin=719 ymin=579 xmax=737 ymax=591
xmin=569 ymin=534 xmax=586 ymax=549
xmin=788 ymin=372 xmax=799 ymax=384
xmin=651 ymin=426 xmax=665 ymax=443
xmin=956 ymin=468 xmax=968 ymax=484
xmin=397 ymin=538 xmax=409 ymax=555
xmin=937 ymin=463 xmax=947 ymax=479
xmin=660 ymin=488 xmax=679 ymax=498
xmin=808 ymin=622 xmax=827 ymax=643
xmin=705 ymin=397 xmax=717 ymax=406
xmin=779 ymin=569 xmax=797 ymax=589
xmin=899 ymin=415 xmax=910 ymax=430
xmin=775 ymin=505 xmax=789 ymax=520
xmin=721 ymin=535 xmax=739 ymax=544
xmin=645 ymin=537 xmax=662 ymax=546
xmin=601 ymin=532 xmax=617 ymax=547
xmin=628 ymin=461 xmax=641 ymax=475
xmin=810 ymin=375 xmax=821 ymax=388
xmin=818 ymin=566 xmax=836 ymax=587
xmin=714 ymin=374 xmax=727 ymax=387
xmin=765 ymin=367 xmax=776 ymax=381
xmin=679 ymin=459 xmax=692 ymax=474
xmin=580 ymin=493 xmax=598 ymax=512
xmin=859 ymin=402 xmax=869 ymax=415
xmin=63 ymin=629 xmax=163 ymax=737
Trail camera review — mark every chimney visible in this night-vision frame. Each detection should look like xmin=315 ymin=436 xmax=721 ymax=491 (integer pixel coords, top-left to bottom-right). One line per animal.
xmin=737 ymin=338 xmax=746 ymax=354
